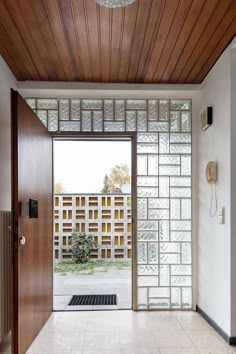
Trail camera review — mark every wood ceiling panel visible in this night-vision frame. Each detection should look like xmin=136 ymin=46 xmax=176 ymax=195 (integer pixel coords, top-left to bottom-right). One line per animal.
xmin=0 ymin=0 xmax=235 ymax=83
xmin=118 ymin=1 xmax=139 ymax=81
xmin=178 ymin=0 xmax=233 ymax=82
xmin=110 ymin=7 xmax=124 ymax=81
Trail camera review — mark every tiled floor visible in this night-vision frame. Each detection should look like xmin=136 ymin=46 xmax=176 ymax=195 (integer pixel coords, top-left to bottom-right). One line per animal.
xmin=26 ymin=310 xmax=236 ymax=354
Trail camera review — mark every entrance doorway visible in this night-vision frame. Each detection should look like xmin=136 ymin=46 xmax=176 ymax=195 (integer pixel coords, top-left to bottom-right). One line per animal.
xmin=53 ymin=138 xmax=133 ymax=311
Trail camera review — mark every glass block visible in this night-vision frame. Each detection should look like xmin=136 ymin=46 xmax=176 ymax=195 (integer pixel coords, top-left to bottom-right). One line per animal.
xmin=148 ymin=243 xmax=158 ymax=263
xmin=159 ymin=100 xmax=169 ymax=120
xmin=137 ymin=198 xmax=147 ymax=219
xmin=159 ymin=220 xmax=169 ymax=241
xmin=170 ymin=99 xmax=191 ymax=110
xmin=137 ymin=155 xmax=147 ymax=175
xmin=93 ymin=111 xmax=103 ymax=132
xmin=26 ymin=98 xmax=36 ymax=109
xmin=170 ymin=111 xmax=180 ymax=132
xmin=37 ymin=98 xmax=58 ymax=109
xmin=181 ymin=243 xmax=192 ymax=264
xmin=48 ymin=110 xmax=58 ymax=132
xmin=138 ymin=242 xmax=147 ymax=264
xmin=171 ymin=221 xmax=191 ymax=231
xmin=170 ymin=144 xmax=191 ymax=154
xmin=138 ymin=220 xmax=159 ymax=231
xmin=137 ymin=144 xmax=158 ymax=154
xmin=126 ymin=99 xmax=146 ymax=110
xmin=159 ymin=133 xmax=169 ymax=153
xmin=70 ymin=99 xmax=80 ymax=120
xmin=59 ymin=121 xmax=81 ymax=131
xmin=59 ymin=99 xmax=69 ymax=120
xmin=148 ymin=100 xmax=158 ymax=120
xmin=171 ymin=265 xmax=192 ymax=275
xmin=181 ymin=199 xmax=191 ymax=219
xmin=148 ymin=122 xmax=169 ymax=132
xmin=171 ymin=276 xmax=191 ymax=286
xmin=181 ymin=156 xmax=191 ymax=175
xmin=159 ymin=177 xmax=169 ymax=197
xmin=126 ymin=111 xmax=136 ymax=131
xmin=160 ymin=243 xmax=180 ymax=253
xmin=138 ymin=276 xmax=158 ymax=286
xmin=181 ymin=111 xmax=191 ymax=132
xmin=171 ymin=287 xmax=181 ymax=308
xmin=137 ymin=177 xmax=158 ymax=187
xmin=160 ymin=265 xmax=170 ymax=286
xmin=82 ymin=99 xmax=102 ymax=110
xmin=137 ymin=133 xmax=158 ymax=143
xmin=170 ymin=133 xmax=191 ymax=143
xmin=138 ymin=232 xmax=158 ymax=241
xmin=37 ymin=110 xmax=47 ymax=127
xmin=82 ymin=111 xmax=92 ymax=131
xmin=159 ymin=155 xmax=180 ymax=165
xmin=148 ymin=155 xmax=158 ymax=175
xmin=138 ymin=187 xmax=158 ymax=197
xmin=104 ymin=100 xmax=114 ymax=120
xmin=104 ymin=121 xmax=125 ymax=131
xmin=159 ymin=166 xmax=180 ymax=176
xmin=115 ymin=100 xmax=125 ymax=120
xmin=149 ymin=287 xmax=169 ymax=297
xmin=138 ymin=265 xmax=158 ymax=275
xmin=149 ymin=298 xmax=170 ymax=309
xmin=182 ymin=287 xmax=192 ymax=308
xmin=171 ymin=199 xmax=180 ymax=219
xmin=137 ymin=111 xmax=147 ymax=131
xmin=149 ymin=198 xmax=169 ymax=209
xmin=171 ymin=232 xmax=191 ymax=242
xmin=137 ymin=287 xmax=148 ymax=309
xmin=170 ymin=188 xmax=191 ymax=198
xmin=160 ymin=254 xmax=180 ymax=264
xmin=148 ymin=209 xmax=169 ymax=220
xmin=170 ymin=177 xmax=191 ymax=187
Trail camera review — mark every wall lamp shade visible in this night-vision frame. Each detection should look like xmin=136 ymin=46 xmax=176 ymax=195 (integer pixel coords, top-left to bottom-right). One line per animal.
xmin=96 ymin=0 xmax=136 ymax=8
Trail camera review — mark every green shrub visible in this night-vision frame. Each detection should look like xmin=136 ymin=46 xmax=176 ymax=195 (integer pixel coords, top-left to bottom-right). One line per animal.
xmin=71 ymin=230 xmax=97 ymax=264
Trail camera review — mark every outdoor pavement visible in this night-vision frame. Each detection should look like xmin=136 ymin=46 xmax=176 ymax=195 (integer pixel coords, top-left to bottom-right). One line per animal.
xmin=53 ymin=268 xmax=132 ymax=311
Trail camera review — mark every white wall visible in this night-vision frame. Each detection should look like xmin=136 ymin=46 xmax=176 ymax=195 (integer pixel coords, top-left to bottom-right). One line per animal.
xmin=0 ymin=56 xmax=16 ymax=210
xmin=230 ymin=44 xmax=236 ymax=337
xmin=198 ymin=42 xmax=235 ymax=336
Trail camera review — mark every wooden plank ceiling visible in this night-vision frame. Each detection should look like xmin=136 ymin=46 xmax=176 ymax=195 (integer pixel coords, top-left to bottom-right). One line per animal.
xmin=0 ymin=0 xmax=235 ymax=83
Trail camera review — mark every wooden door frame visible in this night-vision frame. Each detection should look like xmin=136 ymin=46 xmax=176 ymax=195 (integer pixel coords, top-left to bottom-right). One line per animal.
xmin=52 ymin=132 xmax=137 ymax=310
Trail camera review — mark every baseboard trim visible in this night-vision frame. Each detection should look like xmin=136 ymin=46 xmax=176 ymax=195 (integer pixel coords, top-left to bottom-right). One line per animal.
xmin=196 ymin=305 xmax=236 ymax=346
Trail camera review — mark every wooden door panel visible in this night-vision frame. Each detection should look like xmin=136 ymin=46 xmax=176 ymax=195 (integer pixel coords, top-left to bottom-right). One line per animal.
xmin=11 ymin=90 xmax=53 ymax=354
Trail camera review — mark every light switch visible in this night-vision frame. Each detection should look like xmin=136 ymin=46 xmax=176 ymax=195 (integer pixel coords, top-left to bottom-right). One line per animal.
xmin=218 ymin=206 xmax=224 ymax=224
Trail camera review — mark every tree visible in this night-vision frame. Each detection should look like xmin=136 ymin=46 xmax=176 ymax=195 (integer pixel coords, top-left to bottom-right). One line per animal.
xmin=101 ymin=164 xmax=131 ymax=193
xmin=101 ymin=174 xmax=110 ymax=193
xmin=54 ymin=182 xmax=64 ymax=193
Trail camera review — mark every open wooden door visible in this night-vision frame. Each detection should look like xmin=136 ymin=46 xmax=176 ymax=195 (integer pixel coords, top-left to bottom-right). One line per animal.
xmin=11 ymin=90 xmax=53 ymax=354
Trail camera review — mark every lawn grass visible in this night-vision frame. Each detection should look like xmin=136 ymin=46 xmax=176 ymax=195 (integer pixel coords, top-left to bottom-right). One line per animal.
xmin=54 ymin=260 xmax=131 ymax=274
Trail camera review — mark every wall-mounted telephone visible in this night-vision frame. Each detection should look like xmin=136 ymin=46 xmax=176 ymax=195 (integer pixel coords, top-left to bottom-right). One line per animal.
xmin=206 ymin=161 xmax=217 ymax=184
xmin=206 ymin=161 xmax=218 ymax=217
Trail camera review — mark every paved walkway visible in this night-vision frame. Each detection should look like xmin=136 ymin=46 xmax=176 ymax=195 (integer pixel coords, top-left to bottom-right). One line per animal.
xmin=54 ymin=268 xmax=132 ymax=311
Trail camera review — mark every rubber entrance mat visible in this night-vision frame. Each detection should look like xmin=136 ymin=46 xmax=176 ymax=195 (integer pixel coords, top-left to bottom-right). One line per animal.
xmin=68 ymin=294 xmax=117 ymax=306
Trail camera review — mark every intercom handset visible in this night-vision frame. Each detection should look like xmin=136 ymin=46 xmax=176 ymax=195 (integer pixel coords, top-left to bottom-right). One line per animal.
xmin=206 ymin=161 xmax=217 ymax=184
xmin=206 ymin=161 xmax=217 ymax=217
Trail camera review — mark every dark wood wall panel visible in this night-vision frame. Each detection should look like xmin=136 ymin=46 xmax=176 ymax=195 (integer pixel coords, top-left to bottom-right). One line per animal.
xmin=0 ymin=0 xmax=235 ymax=83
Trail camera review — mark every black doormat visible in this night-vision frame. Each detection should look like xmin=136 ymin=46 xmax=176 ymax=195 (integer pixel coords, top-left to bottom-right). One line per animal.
xmin=68 ymin=294 xmax=117 ymax=306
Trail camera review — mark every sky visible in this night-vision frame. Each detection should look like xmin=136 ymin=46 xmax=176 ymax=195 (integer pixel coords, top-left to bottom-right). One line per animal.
xmin=54 ymin=140 xmax=131 ymax=193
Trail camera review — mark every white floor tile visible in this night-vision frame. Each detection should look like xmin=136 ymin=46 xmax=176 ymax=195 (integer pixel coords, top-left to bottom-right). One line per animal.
xmin=26 ymin=311 xmax=236 ymax=354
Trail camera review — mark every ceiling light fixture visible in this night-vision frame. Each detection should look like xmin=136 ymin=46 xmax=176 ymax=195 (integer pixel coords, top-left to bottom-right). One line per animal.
xmin=96 ymin=0 xmax=136 ymax=8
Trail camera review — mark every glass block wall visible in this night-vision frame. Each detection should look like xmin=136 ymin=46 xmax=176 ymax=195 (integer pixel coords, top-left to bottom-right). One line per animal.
xmin=26 ymin=97 xmax=192 ymax=310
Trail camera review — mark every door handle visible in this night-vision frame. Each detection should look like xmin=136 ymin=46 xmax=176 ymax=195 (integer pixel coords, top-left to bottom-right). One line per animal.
xmin=19 ymin=236 xmax=26 ymax=246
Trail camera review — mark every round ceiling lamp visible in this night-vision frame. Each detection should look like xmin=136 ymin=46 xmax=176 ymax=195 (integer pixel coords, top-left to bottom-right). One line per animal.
xmin=96 ymin=0 xmax=136 ymax=8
